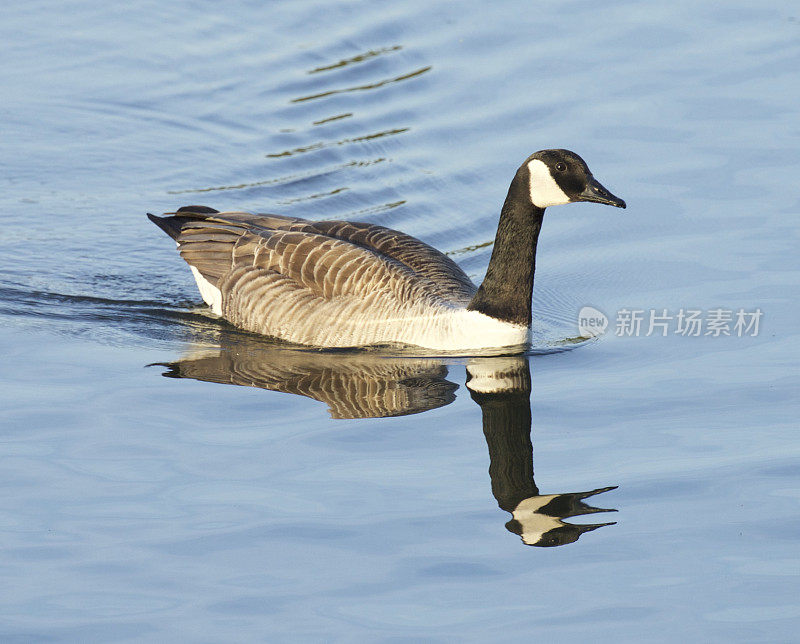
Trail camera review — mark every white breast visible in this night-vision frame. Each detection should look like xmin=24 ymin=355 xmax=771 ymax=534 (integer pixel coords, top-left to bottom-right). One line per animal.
xmin=362 ymin=307 xmax=529 ymax=352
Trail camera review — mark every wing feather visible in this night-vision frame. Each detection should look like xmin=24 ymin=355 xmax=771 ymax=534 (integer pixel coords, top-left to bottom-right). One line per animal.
xmin=187 ymin=212 xmax=477 ymax=301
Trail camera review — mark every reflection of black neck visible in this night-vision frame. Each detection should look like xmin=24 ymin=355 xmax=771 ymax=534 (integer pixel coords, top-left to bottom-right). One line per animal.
xmin=468 ymin=172 xmax=544 ymax=326
xmin=469 ymin=374 xmax=537 ymax=511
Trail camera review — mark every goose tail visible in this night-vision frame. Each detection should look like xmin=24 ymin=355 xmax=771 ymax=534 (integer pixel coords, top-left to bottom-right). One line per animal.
xmin=147 ymin=213 xmax=182 ymax=240
xmin=146 ymin=206 xmax=220 ymax=240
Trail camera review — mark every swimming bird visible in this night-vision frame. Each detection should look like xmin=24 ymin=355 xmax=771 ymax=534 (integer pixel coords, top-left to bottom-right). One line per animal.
xmin=148 ymin=149 xmax=624 ymax=352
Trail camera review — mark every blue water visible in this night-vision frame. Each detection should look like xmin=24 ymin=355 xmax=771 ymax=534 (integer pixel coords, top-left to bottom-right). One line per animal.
xmin=2 ymin=0 xmax=799 ymax=640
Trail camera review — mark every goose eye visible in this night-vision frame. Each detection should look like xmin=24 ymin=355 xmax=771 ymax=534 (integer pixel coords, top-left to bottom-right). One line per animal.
xmin=555 ymin=162 xmax=567 ymax=172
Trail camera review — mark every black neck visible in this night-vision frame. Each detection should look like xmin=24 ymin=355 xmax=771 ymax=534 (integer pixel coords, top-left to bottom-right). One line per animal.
xmin=467 ymin=171 xmax=544 ymax=326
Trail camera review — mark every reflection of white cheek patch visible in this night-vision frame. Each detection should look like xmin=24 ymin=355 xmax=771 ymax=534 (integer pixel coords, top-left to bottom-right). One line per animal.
xmin=527 ymin=159 xmax=571 ymax=208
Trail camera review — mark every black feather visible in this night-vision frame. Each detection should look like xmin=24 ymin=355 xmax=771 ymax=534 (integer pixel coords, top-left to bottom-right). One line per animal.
xmin=147 ymin=213 xmax=183 ymax=241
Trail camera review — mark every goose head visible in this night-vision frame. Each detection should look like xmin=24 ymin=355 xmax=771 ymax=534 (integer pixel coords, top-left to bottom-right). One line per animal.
xmin=522 ymin=149 xmax=626 ymax=210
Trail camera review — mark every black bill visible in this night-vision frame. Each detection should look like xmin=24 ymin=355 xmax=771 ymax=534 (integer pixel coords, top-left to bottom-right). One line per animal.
xmin=579 ymin=176 xmax=626 ymax=208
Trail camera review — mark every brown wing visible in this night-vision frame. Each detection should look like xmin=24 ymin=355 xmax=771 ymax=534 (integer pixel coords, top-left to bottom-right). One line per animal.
xmin=150 ymin=207 xmax=477 ymax=345
xmin=152 ymin=207 xmax=476 ymax=304
xmin=293 ymin=220 xmax=476 ymax=301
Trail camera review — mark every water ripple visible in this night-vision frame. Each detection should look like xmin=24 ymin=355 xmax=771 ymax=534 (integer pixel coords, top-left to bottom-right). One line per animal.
xmin=265 ymin=127 xmax=409 ymax=158
xmin=290 ymin=66 xmax=431 ymax=103
xmin=168 ymin=157 xmax=387 ymax=194
xmin=312 ymin=112 xmax=354 ymax=126
xmin=308 ymin=46 xmax=403 ymax=74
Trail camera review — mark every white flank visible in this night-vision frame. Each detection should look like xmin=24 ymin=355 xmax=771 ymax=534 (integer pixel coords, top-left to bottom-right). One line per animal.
xmin=189 ymin=265 xmax=223 ymax=315
xmin=527 ymin=159 xmax=570 ymax=208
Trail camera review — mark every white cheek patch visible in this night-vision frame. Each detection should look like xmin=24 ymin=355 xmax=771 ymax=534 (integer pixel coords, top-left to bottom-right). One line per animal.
xmin=527 ymin=159 xmax=571 ymax=208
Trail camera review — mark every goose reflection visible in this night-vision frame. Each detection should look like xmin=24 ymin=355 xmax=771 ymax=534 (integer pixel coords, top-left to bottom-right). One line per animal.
xmin=157 ymin=335 xmax=457 ymax=419
xmin=466 ymin=359 xmax=616 ymax=546
xmin=156 ymin=332 xmax=616 ymax=546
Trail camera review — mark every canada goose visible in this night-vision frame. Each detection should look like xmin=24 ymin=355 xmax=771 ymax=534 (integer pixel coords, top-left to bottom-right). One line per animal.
xmin=149 ymin=149 xmax=624 ymax=351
